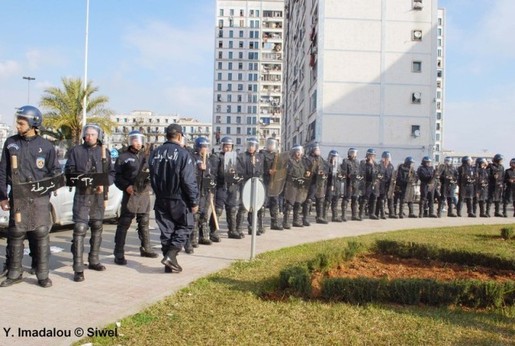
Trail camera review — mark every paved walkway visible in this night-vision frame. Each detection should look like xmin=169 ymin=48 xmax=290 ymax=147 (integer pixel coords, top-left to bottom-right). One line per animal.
xmin=0 ymin=216 xmax=512 ymax=346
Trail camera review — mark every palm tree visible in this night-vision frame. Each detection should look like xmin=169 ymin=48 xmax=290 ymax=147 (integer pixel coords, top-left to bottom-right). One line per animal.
xmin=40 ymin=77 xmax=116 ymax=145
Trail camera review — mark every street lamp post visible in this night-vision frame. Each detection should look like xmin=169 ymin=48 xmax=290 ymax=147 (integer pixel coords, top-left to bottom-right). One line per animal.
xmin=82 ymin=0 xmax=90 ymax=128
xmin=22 ymin=76 xmax=36 ymax=104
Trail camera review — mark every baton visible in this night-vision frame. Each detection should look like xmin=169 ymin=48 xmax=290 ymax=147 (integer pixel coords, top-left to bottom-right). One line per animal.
xmin=11 ymin=155 xmax=21 ymax=223
xmin=101 ymin=145 xmax=108 ymax=207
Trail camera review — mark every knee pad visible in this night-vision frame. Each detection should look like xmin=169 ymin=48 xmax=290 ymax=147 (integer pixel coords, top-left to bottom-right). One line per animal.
xmin=90 ymin=220 xmax=103 ymax=233
xmin=73 ymin=223 xmax=88 ymax=237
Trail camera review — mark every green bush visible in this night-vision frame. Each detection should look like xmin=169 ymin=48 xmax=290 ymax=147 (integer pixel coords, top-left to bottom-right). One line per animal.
xmin=374 ymin=240 xmax=515 ymax=270
xmin=500 ymin=227 xmax=514 ymax=240
xmin=278 ymin=265 xmax=311 ymax=296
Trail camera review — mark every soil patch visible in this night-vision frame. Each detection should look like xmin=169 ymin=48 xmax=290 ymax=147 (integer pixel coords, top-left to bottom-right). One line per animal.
xmin=310 ymin=253 xmax=515 ymax=298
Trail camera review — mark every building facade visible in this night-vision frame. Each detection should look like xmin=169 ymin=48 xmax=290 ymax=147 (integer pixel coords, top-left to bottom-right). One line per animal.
xmin=282 ymin=0 xmax=444 ymax=164
xmin=108 ymin=111 xmax=211 ymax=149
xmin=213 ymin=0 xmax=285 ymax=152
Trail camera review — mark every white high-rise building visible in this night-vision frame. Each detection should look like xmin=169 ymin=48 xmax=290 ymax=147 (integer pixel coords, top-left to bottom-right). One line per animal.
xmin=282 ymin=0 xmax=445 ymax=164
xmin=213 ymin=0 xmax=285 ymax=152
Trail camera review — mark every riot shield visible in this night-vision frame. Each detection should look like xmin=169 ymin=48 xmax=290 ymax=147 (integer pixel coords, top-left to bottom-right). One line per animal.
xmin=223 ymin=151 xmax=240 ymax=185
xmin=268 ymin=151 xmax=289 ymax=197
xmin=127 ymin=191 xmax=151 ymax=214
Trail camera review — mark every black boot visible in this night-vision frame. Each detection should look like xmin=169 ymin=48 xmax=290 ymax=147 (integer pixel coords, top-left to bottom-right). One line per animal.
xmin=485 ymin=202 xmax=491 ymax=217
xmin=209 ymin=208 xmax=223 ymax=242
xmin=0 ymin=230 xmax=24 ymax=287
xmin=388 ymin=199 xmax=398 ymax=219
xmin=494 ymin=202 xmax=503 ymax=217
xmin=33 ymin=226 xmax=51 ymax=285
xmin=283 ymin=203 xmax=292 ymax=229
xmin=88 ymin=221 xmax=106 ymax=271
xmin=467 ymin=200 xmax=476 ymax=217
xmin=419 ymin=200 xmax=425 ymax=218
xmin=351 ymin=199 xmax=360 ymax=221
xmin=161 ymin=247 xmax=182 ymax=273
xmin=428 ymin=200 xmax=437 ymax=218
xmin=236 ymin=207 xmax=247 ymax=237
xmin=341 ymin=200 xmax=348 ymax=222
xmin=270 ymin=203 xmax=283 ymax=230
xmin=358 ymin=201 xmax=365 ymax=221
xmin=369 ymin=199 xmax=378 ymax=220
xmin=408 ymin=202 xmax=417 ymax=218
xmin=227 ymin=208 xmax=242 ymax=239
xmin=502 ymin=203 xmax=508 ymax=217
xmin=114 ymin=216 xmax=131 ymax=265
xmin=188 ymin=212 xmax=200 ymax=248
xmin=398 ymin=200 xmax=405 ymax=219
xmin=447 ymin=198 xmax=457 ymax=217
xmin=315 ymin=198 xmax=328 ymax=224
xmin=293 ymin=202 xmax=303 ymax=227
xmin=456 ymin=198 xmax=462 ymax=217
xmin=479 ymin=201 xmax=487 ymax=217
xmin=302 ymin=200 xmax=311 ymax=226
xmin=331 ymin=200 xmax=342 ymax=222
xmin=72 ymin=223 xmax=88 ymax=281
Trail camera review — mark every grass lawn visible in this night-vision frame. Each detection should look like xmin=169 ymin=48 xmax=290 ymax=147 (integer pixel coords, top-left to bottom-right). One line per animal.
xmin=79 ymin=224 xmax=515 ymax=345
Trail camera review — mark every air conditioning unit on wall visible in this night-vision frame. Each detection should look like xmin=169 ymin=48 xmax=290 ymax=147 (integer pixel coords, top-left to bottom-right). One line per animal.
xmin=413 ymin=0 xmax=423 ymax=10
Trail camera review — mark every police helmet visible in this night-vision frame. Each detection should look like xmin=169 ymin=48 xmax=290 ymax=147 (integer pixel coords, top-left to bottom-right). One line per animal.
xmin=309 ymin=142 xmax=321 ymax=156
xmin=493 ymin=154 xmax=504 ymax=163
xmin=461 ymin=156 xmax=472 ymax=165
xmin=220 ymin=136 xmax=233 ymax=148
xmin=366 ymin=148 xmax=376 ymax=157
xmin=246 ymin=137 xmax=259 ymax=151
xmin=476 ymin=157 xmax=486 ymax=166
xmin=195 ymin=136 xmax=210 ymax=150
xmin=265 ymin=137 xmax=278 ymax=152
xmin=381 ymin=151 xmax=391 ymax=160
xmin=291 ymin=144 xmax=303 ymax=156
xmin=128 ymin=130 xmax=145 ymax=146
xmin=444 ymin=157 xmax=452 ymax=165
xmin=404 ymin=156 xmax=415 ymax=165
xmin=16 ymin=105 xmax=42 ymax=128
xmin=510 ymin=158 xmax=515 ymax=166
xmin=347 ymin=147 xmax=358 ymax=158
xmin=327 ymin=150 xmax=339 ymax=161
xmin=82 ymin=123 xmax=104 ymax=144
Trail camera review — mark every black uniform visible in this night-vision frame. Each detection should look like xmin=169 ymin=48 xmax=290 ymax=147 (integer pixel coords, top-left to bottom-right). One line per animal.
xmin=487 ymin=162 xmax=505 ymax=217
xmin=417 ymin=165 xmax=437 ymax=217
xmin=324 ymin=159 xmax=344 ymax=222
xmin=113 ymin=146 xmax=157 ymax=263
xmin=149 ymin=140 xmax=198 ymax=259
xmin=236 ymin=151 xmax=265 ymax=235
xmin=474 ymin=164 xmax=489 ymax=217
xmin=359 ymin=159 xmax=380 ymax=220
xmin=341 ymin=157 xmax=361 ymax=220
xmin=503 ymin=165 xmax=515 ymax=217
xmin=66 ymin=143 xmax=115 ymax=276
xmin=396 ymin=163 xmax=418 ymax=218
xmin=283 ymin=156 xmax=310 ymax=228
xmin=0 ymin=134 xmax=61 ymax=286
xmin=303 ymin=154 xmax=328 ymax=225
xmin=457 ymin=163 xmax=476 ymax=217
xmin=438 ymin=164 xmax=458 ymax=217
xmin=261 ymin=149 xmax=282 ymax=230
xmin=377 ymin=161 xmax=396 ymax=219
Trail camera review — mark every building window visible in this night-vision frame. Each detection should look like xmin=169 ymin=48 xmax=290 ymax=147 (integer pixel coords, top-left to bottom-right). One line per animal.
xmin=219 ymin=9 xmax=224 ymax=16
xmin=236 ymin=138 xmax=241 ymax=145
xmin=226 ymin=116 xmax=231 ymax=123
xmin=218 ymin=51 xmax=223 ymax=59
xmin=240 ymin=9 xmax=244 ymax=16
xmin=218 ymin=62 xmax=222 ymax=69
xmin=218 ymin=19 xmax=223 ymax=29
xmin=228 ymin=41 xmax=233 ymax=49
xmin=436 ymin=112 xmax=442 ymax=120
xmin=238 ymin=62 xmax=243 ymax=70
xmin=217 ymin=73 xmax=222 ymax=80
xmin=226 ymin=127 xmax=231 ymax=134
xmin=228 ymin=73 xmax=232 ymax=81
xmin=412 ymin=30 xmax=422 ymax=41
xmin=228 ymin=62 xmax=233 ymax=70
xmin=217 ymin=83 xmax=222 ymax=91
xmin=239 ymin=41 xmax=244 ymax=48
xmin=227 ymin=106 xmax=232 ymax=114
xmin=412 ymin=92 xmax=422 ymax=104
xmin=239 ymin=30 xmax=244 ymax=38
xmin=228 ymin=51 xmax=233 ymax=59
xmin=236 ymin=116 xmax=241 ymax=124
xmin=229 ymin=9 xmax=234 ymax=16
xmin=412 ymin=61 xmax=422 ymax=73
xmin=227 ymin=95 xmax=232 ymax=102
xmin=218 ymin=41 xmax=223 ymax=48
xmin=218 ymin=30 xmax=223 ymax=38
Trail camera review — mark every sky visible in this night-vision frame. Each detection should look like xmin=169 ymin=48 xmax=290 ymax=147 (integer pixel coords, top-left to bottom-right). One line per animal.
xmin=0 ymin=0 xmax=513 ymax=157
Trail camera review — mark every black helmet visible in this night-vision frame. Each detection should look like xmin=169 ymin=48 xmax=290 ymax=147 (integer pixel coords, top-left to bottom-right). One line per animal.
xmin=444 ymin=157 xmax=452 ymax=165
xmin=195 ymin=136 xmax=209 ymax=150
xmin=347 ymin=147 xmax=357 ymax=158
xmin=404 ymin=156 xmax=415 ymax=165
xmin=422 ymin=156 xmax=431 ymax=165
xmin=246 ymin=137 xmax=259 ymax=151
xmin=381 ymin=151 xmax=391 ymax=160
xmin=476 ymin=157 xmax=486 ymax=166
xmin=82 ymin=123 xmax=104 ymax=144
xmin=510 ymin=158 xmax=515 ymax=166
xmin=493 ymin=154 xmax=503 ymax=163
xmin=16 ymin=105 xmax=42 ymax=128
xmin=128 ymin=130 xmax=145 ymax=146
xmin=461 ymin=156 xmax=472 ymax=165
xmin=366 ymin=148 xmax=376 ymax=157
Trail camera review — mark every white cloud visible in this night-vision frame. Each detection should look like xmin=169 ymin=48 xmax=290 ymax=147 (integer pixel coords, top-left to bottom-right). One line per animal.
xmin=0 ymin=60 xmax=21 ymax=79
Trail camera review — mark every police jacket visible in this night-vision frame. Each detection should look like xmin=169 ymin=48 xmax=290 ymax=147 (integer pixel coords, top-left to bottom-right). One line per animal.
xmin=148 ymin=141 xmax=199 ymax=208
xmin=260 ymin=149 xmax=276 ymax=186
xmin=417 ymin=165 xmax=434 ymax=185
xmin=0 ymin=134 xmax=61 ymax=200
xmin=65 ymin=143 xmax=115 ymax=193
xmin=114 ymin=146 xmax=148 ymax=192
xmin=237 ymin=151 xmax=264 ymax=182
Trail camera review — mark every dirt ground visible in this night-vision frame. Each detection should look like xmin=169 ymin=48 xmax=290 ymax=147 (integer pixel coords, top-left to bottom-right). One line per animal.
xmin=309 ymin=254 xmax=515 ymax=298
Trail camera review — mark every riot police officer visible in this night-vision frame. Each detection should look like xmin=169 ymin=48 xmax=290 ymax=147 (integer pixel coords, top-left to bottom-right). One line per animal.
xmin=302 ymin=142 xmax=328 ymax=225
xmin=341 ymin=148 xmax=361 ymax=221
xmin=474 ymin=158 xmax=489 ymax=217
xmin=396 ymin=157 xmax=418 ymax=218
xmin=457 ymin=156 xmax=476 ymax=217
xmin=260 ymin=137 xmax=283 ymax=230
xmin=113 ymin=131 xmax=157 ymax=265
xmin=503 ymin=158 xmax=515 ymax=217
xmin=377 ymin=151 xmax=396 ymax=219
xmin=438 ymin=157 xmax=458 ymax=217
xmin=417 ymin=156 xmax=437 ymax=218
xmin=487 ymin=154 xmax=505 ymax=217
xmin=236 ymin=137 xmax=265 ymax=235
xmin=212 ymin=136 xmax=243 ymax=239
xmin=149 ymin=124 xmax=199 ymax=273
xmin=283 ymin=145 xmax=310 ymax=228
xmin=66 ymin=124 xmax=115 ymax=282
xmin=324 ymin=150 xmax=343 ymax=222
xmin=359 ymin=149 xmax=380 ymax=220
xmin=0 ymin=106 xmax=62 ymax=288
xmin=193 ymin=137 xmax=219 ymax=248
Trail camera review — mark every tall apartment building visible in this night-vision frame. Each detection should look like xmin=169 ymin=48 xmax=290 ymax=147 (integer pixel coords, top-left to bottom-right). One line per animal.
xmin=213 ymin=0 xmax=285 ymax=152
xmin=283 ymin=0 xmax=445 ymax=164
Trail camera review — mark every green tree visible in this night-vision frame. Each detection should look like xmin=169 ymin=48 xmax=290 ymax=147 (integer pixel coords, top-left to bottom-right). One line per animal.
xmin=40 ymin=77 xmax=115 ymax=145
